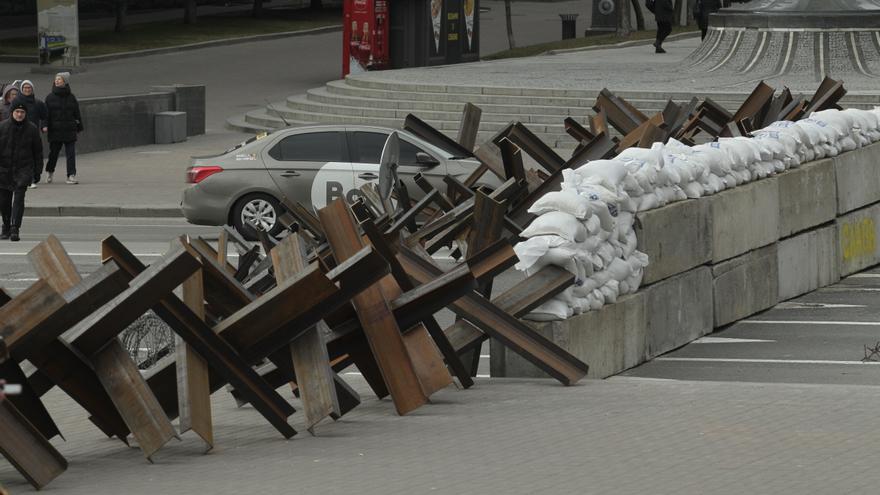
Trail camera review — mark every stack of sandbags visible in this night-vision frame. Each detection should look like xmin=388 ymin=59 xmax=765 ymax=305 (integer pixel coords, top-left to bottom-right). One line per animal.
xmin=515 ymin=107 xmax=880 ymax=322
xmin=515 ymin=160 xmax=648 ymax=321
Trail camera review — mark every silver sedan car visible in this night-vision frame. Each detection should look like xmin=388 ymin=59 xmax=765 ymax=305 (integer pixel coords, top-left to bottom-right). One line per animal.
xmin=181 ymin=125 xmax=488 ymax=238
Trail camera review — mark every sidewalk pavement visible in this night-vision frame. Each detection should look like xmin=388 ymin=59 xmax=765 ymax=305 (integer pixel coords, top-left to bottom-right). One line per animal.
xmin=4 ymin=374 xmax=880 ymax=494
xmin=24 ymin=130 xmax=250 ymax=218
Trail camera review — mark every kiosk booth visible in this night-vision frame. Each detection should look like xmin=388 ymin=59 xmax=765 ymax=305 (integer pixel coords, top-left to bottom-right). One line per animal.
xmin=343 ymin=0 xmax=480 ymax=76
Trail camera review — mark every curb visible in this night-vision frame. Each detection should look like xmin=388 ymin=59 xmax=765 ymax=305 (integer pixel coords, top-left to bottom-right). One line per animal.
xmin=25 ymin=205 xmax=183 ymax=218
xmin=0 ymin=25 xmax=341 ymax=65
xmin=543 ymin=31 xmax=701 ymax=56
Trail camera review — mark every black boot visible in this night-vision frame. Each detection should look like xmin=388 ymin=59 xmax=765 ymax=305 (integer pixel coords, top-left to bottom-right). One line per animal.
xmin=0 ymin=225 xmax=9 ymax=240
xmin=9 ymin=227 xmax=19 ymax=242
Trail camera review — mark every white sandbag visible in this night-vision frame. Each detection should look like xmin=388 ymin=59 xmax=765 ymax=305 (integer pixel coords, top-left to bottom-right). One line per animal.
xmin=627 ymin=250 xmax=649 ymax=271
xmin=520 ymin=211 xmax=588 ymax=242
xmin=752 ymin=129 xmax=802 ymax=163
xmin=596 ymin=242 xmax=617 ymax=266
xmin=523 ymin=297 xmax=572 ymax=321
xmin=691 ymin=142 xmax=733 ymax=176
xmin=637 ymin=193 xmax=661 ymax=211
xmin=513 ymin=235 xmax=568 ymax=271
xmin=796 ymin=118 xmax=842 ymax=147
xmin=584 ymin=215 xmax=602 ymax=235
xmin=606 ymin=257 xmax=634 ymax=282
xmin=683 ymin=181 xmax=704 ymax=199
xmin=525 ymin=245 xmax=587 ymax=281
xmin=590 ymin=268 xmax=613 ymax=287
xmin=586 ymin=291 xmax=604 ymax=310
xmin=528 ymin=190 xmax=592 ymax=220
xmin=811 ymin=109 xmax=855 ymax=140
xmin=718 ymin=137 xmax=761 ymax=169
xmin=618 ymin=142 xmax=664 ymax=167
xmin=599 ymin=280 xmax=620 ymax=304
xmin=577 ymin=185 xmax=618 ymax=232
xmin=573 ymin=159 xmax=628 ymax=190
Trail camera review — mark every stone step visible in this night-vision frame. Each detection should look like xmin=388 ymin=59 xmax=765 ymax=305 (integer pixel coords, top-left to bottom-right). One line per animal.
xmin=302 ymin=87 xmax=593 ymax=117
xmin=325 ymin=79 xmax=599 ymax=108
xmin=230 ymin=107 xmax=579 ymax=149
xmin=269 ymin=106 xmax=577 ymax=136
xmin=225 ymin=114 xmax=277 ymax=134
xmin=342 ymin=75 xmax=880 ymax=105
xmin=286 ymin=93 xmax=595 ymax=126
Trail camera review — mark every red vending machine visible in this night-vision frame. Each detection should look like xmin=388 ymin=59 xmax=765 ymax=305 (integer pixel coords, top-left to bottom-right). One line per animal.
xmin=343 ymin=0 xmax=390 ymax=76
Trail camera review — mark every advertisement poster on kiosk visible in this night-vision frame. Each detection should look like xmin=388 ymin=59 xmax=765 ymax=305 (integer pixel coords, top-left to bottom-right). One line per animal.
xmin=343 ymin=0 xmax=389 ymax=76
xmin=37 ymin=0 xmax=80 ymax=67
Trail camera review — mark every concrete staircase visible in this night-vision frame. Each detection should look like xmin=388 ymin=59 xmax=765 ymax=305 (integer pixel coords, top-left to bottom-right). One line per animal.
xmin=227 ymin=76 xmax=880 ymax=149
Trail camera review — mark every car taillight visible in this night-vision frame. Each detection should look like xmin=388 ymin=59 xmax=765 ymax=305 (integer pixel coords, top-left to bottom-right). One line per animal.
xmin=186 ymin=165 xmax=223 ymax=184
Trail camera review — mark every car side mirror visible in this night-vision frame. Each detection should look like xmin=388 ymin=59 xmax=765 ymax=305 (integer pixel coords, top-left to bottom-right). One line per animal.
xmin=416 ymin=152 xmax=440 ymax=167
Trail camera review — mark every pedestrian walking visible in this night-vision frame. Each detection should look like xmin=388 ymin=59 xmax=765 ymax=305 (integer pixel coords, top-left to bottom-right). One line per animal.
xmin=695 ymin=0 xmax=722 ymax=40
xmin=44 ymin=72 xmax=82 ymax=185
xmin=0 ymin=84 xmax=19 ymax=121
xmin=651 ymin=0 xmax=675 ymax=54
xmin=12 ymin=80 xmax=48 ymax=188
xmin=0 ymin=101 xmax=42 ymax=242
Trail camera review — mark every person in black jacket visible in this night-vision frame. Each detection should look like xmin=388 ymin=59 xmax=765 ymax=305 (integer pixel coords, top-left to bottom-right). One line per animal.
xmin=44 ymin=72 xmax=82 ymax=185
xmin=0 ymin=102 xmax=42 ymax=241
xmin=695 ymin=0 xmax=722 ymax=40
xmin=652 ymin=0 xmax=675 ymax=53
xmin=12 ymin=80 xmax=48 ymax=188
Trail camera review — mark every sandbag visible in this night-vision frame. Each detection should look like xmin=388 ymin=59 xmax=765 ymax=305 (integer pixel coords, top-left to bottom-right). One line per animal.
xmin=520 ymin=211 xmax=588 ymax=242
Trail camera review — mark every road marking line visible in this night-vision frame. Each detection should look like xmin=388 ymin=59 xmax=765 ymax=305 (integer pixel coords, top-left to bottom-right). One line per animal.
xmin=847 ymin=273 xmax=880 ymax=278
xmin=0 ymin=278 xmax=38 ymax=282
xmin=776 ymin=302 xmax=866 ymax=309
xmin=820 ymin=287 xmax=880 ymax=292
xmin=693 ymin=337 xmax=776 ymax=344
xmin=657 ymin=357 xmax=880 ymax=366
xmin=742 ymin=320 xmax=880 ymax=326
xmin=342 ymin=371 xmax=491 ymax=378
xmin=0 ymin=252 xmax=239 ymax=258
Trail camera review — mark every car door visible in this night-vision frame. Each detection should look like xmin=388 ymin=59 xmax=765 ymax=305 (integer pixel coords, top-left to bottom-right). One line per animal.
xmin=348 ymin=130 xmax=445 ymax=203
xmin=262 ymin=129 xmax=353 ymax=211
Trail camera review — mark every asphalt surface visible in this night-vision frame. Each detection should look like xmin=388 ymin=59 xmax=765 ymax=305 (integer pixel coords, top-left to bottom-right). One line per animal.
xmin=0 ymin=215 xmax=497 ymax=375
xmin=624 ymin=267 xmax=880 ymax=386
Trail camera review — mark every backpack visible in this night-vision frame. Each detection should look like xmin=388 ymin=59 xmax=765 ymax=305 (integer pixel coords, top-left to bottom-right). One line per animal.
xmin=645 ymin=0 xmax=656 ymax=13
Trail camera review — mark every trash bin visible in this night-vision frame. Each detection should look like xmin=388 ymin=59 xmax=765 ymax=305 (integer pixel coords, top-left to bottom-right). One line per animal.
xmin=559 ymin=13 xmax=579 ymax=40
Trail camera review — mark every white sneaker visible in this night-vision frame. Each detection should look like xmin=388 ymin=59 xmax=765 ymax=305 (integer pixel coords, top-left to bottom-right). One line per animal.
xmin=28 ymin=183 xmax=37 ymax=189
xmin=66 ymin=175 xmax=78 ymax=184
xmin=46 ymin=172 xmax=53 ymax=183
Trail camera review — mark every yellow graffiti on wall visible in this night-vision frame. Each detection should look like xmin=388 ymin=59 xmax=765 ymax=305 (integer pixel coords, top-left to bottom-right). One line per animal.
xmin=841 ymin=218 xmax=877 ymax=261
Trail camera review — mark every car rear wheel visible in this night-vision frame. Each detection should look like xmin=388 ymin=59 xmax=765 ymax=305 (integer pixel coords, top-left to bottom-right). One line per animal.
xmin=232 ymin=193 xmax=284 ymax=240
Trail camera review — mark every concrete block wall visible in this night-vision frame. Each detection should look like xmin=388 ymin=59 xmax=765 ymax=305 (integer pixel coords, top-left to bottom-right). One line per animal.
xmin=75 ymin=85 xmax=206 ymax=154
xmin=493 ymin=141 xmax=880 ymax=379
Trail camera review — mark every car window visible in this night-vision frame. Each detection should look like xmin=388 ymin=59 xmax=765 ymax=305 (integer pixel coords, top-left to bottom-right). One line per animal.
xmin=351 ymin=131 xmax=429 ymax=167
xmin=268 ymin=132 xmax=345 ymax=162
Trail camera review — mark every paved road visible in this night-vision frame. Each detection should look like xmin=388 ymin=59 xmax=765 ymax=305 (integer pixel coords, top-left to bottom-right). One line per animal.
xmin=625 ymin=268 xmax=880 ymax=386
xmin=0 ymin=215 xmax=496 ymax=374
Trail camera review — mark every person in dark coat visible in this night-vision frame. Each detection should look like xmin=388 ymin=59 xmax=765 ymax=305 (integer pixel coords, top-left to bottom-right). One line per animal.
xmin=44 ymin=72 xmax=82 ymax=185
xmin=652 ymin=0 xmax=675 ymax=53
xmin=0 ymin=102 xmax=42 ymax=241
xmin=12 ymin=80 xmax=48 ymax=188
xmin=0 ymin=85 xmax=19 ymax=121
xmin=695 ymin=0 xmax=722 ymax=40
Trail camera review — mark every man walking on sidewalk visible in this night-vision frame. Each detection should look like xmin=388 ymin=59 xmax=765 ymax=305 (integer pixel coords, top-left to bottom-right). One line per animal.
xmin=0 ymin=102 xmax=42 ymax=242
xmin=12 ymin=80 xmax=48 ymax=188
